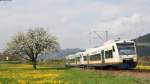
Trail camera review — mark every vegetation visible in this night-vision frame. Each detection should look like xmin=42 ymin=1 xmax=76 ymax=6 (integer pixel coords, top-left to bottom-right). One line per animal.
xmin=133 ymin=33 xmax=150 ymax=56
xmin=137 ymin=65 xmax=150 ymax=70
xmin=39 ymin=59 xmax=66 ymax=68
xmin=0 ymin=64 xmax=149 ymax=84
xmin=5 ymin=28 xmax=59 ymax=69
xmin=136 ymin=45 xmax=150 ymax=56
xmin=138 ymin=56 xmax=150 ymax=66
xmin=133 ymin=33 xmax=150 ymax=43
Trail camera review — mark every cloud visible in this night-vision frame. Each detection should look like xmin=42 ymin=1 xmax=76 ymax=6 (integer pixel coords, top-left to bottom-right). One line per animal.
xmin=0 ymin=0 xmax=150 ymax=49
xmin=94 ymin=13 xmax=150 ymax=40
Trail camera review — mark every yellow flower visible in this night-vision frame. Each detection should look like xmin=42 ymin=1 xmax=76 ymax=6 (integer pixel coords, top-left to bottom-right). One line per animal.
xmin=18 ymin=80 xmax=26 ymax=84
xmin=36 ymin=80 xmax=46 ymax=84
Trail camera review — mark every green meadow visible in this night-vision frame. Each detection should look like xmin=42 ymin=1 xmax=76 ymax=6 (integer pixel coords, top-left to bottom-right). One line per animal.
xmin=0 ymin=64 xmax=149 ymax=84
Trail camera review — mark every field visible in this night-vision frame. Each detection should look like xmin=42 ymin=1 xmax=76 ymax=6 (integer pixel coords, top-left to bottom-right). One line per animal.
xmin=0 ymin=64 xmax=149 ymax=84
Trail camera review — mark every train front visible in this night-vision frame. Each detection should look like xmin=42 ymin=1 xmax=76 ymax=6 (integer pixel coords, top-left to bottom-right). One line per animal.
xmin=116 ymin=41 xmax=137 ymax=69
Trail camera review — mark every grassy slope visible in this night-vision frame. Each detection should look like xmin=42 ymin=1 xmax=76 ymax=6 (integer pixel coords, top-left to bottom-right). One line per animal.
xmin=0 ymin=64 xmax=149 ymax=84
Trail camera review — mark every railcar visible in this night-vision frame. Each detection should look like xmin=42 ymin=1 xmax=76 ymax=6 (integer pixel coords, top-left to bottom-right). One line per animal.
xmin=65 ymin=40 xmax=137 ymax=69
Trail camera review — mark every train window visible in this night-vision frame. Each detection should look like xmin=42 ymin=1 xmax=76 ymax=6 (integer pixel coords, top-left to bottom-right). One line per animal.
xmin=76 ymin=57 xmax=80 ymax=62
xmin=117 ymin=43 xmax=135 ymax=55
xmin=105 ymin=50 xmax=113 ymax=58
xmin=69 ymin=59 xmax=75 ymax=63
xmin=90 ymin=54 xmax=101 ymax=61
xmin=83 ymin=56 xmax=87 ymax=61
xmin=112 ymin=46 xmax=115 ymax=52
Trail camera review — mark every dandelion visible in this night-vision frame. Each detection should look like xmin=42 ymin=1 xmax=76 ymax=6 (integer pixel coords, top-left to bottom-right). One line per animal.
xmin=58 ymin=80 xmax=62 ymax=84
xmin=36 ymin=80 xmax=46 ymax=84
xmin=18 ymin=80 xmax=26 ymax=84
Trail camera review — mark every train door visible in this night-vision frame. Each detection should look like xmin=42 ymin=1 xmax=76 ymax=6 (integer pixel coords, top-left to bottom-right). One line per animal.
xmin=87 ymin=54 xmax=90 ymax=65
xmin=101 ymin=50 xmax=105 ymax=64
xmin=80 ymin=55 xmax=83 ymax=64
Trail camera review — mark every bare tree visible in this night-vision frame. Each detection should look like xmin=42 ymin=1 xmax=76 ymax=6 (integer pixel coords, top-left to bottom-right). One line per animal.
xmin=6 ymin=28 xmax=59 ymax=69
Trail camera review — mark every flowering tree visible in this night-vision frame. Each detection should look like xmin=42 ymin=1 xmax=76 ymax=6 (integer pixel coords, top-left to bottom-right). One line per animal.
xmin=6 ymin=28 xmax=59 ymax=69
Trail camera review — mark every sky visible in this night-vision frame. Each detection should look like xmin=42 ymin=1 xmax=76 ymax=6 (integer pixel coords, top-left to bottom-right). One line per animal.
xmin=0 ymin=0 xmax=150 ymax=50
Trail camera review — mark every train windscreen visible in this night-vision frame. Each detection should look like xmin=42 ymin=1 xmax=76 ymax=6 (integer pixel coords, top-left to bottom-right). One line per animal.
xmin=117 ymin=43 xmax=136 ymax=55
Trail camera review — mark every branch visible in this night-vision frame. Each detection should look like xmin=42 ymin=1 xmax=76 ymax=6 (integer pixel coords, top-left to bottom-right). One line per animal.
xmin=24 ymin=49 xmax=33 ymax=60
xmin=22 ymin=56 xmax=31 ymax=61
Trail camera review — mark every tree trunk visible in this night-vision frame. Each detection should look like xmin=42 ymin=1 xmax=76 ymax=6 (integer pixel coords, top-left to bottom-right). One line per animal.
xmin=32 ymin=60 xmax=37 ymax=69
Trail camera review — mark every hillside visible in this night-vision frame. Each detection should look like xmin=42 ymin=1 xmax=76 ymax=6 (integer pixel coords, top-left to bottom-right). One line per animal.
xmin=38 ymin=48 xmax=84 ymax=60
xmin=133 ymin=33 xmax=150 ymax=56
xmin=134 ymin=33 xmax=150 ymax=43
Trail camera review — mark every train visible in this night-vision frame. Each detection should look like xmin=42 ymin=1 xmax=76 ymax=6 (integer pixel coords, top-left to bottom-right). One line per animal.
xmin=65 ymin=40 xmax=138 ymax=69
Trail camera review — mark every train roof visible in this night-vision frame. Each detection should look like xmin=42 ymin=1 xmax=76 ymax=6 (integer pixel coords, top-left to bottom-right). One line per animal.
xmin=66 ymin=55 xmax=75 ymax=59
xmin=65 ymin=40 xmax=135 ymax=59
xmin=103 ymin=40 xmax=134 ymax=45
xmin=66 ymin=52 xmax=82 ymax=59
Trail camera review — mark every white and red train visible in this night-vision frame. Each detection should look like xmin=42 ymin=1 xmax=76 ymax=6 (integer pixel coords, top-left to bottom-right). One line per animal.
xmin=65 ymin=40 xmax=137 ymax=69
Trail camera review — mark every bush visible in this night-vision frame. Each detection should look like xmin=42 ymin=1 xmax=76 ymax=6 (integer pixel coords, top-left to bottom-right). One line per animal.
xmin=0 ymin=61 xmax=22 ymax=64
xmin=138 ymin=56 xmax=150 ymax=65
xmin=39 ymin=59 xmax=66 ymax=68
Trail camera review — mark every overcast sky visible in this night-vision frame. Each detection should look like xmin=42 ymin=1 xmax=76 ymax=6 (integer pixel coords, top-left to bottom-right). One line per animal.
xmin=0 ymin=0 xmax=150 ymax=50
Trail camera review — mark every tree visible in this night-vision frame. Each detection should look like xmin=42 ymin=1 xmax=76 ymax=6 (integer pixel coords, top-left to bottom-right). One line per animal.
xmin=6 ymin=28 xmax=59 ymax=69
xmin=1 ymin=50 xmax=22 ymax=61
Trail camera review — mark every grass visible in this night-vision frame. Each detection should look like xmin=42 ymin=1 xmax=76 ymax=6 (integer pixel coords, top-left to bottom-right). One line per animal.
xmin=0 ymin=64 xmax=149 ymax=84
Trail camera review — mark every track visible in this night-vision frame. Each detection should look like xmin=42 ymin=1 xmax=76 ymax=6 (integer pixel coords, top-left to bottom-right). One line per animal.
xmin=127 ymin=69 xmax=150 ymax=73
xmin=99 ymin=69 xmax=150 ymax=74
xmin=80 ymin=68 xmax=150 ymax=78
xmin=81 ymin=67 xmax=150 ymax=73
